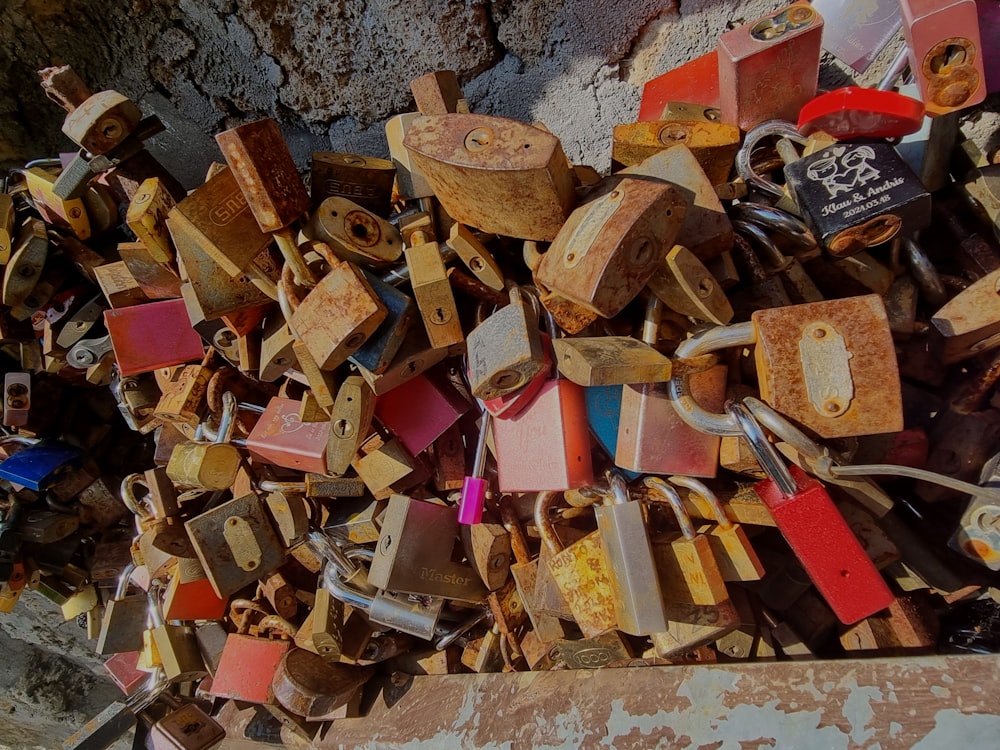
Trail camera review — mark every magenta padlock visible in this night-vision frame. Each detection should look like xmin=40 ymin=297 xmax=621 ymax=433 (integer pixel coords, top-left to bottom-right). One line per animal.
xmin=457 ymin=410 xmax=492 ymax=525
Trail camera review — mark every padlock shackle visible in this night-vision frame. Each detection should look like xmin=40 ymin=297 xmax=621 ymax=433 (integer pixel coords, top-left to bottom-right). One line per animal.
xmin=726 ymin=401 xmax=798 ymax=497
xmin=733 ymin=220 xmax=789 ymax=272
xmin=120 ymin=473 xmax=154 ymax=522
xmin=735 ymin=120 xmax=808 ymax=201
xmin=642 ymin=295 xmax=663 ymax=346
xmin=146 ymin=580 xmax=165 ymax=629
xmin=668 ymin=475 xmax=730 ymax=528
xmin=113 ymin=560 xmax=137 ymax=601
xmin=498 ymin=496 xmax=533 ymax=565
xmin=256 ymin=614 xmax=298 ymax=637
xmin=669 ymin=323 xmax=755 ymax=436
xmin=277 ymin=269 xmax=304 ymax=340
xmin=434 ymin=606 xmax=491 ymax=651
xmin=642 ymin=477 xmax=695 ymax=540
xmin=730 ymin=203 xmax=816 ymax=251
xmin=534 ymin=490 xmax=565 ymax=556
xmin=606 ymin=470 xmax=630 ymax=506
xmin=322 ymin=563 xmax=373 ymax=612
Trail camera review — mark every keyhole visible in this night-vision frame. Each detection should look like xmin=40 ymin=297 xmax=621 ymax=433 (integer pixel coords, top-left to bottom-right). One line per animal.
xmin=697 ymin=277 xmax=714 ymax=298
xmin=345 ymin=332 xmax=365 ymax=349
xmin=332 ymin=418 xmax=354 ymax=438
xmin=930 ymin=44 xmax=967 ymax=73
xmin=99 ymin=118 xmax=123 ymax=140
xmin=432 ymin=307 xmax=448 ymax=323
xmin=658 ymin=124 xmax=689 ymax=143
xmin=491 ymin=370 xmax=521 ymax=390
xmin=465 ymin=127 xmax=494 ymax=151
xmin=469 ymin=257 xmax=485 ymax=272
xmin=351 ymin=223 xmax=368 ymax=240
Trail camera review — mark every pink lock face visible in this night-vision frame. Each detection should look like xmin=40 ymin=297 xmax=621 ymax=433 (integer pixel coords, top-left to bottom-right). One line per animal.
xmin=245 ymin=397 xmax=330 ymax=474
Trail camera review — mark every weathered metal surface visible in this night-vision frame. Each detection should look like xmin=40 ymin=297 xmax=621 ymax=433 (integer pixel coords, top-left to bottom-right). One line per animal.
xmin=271 ymin=648 xmax=373 ymax=721
xmin=305 ymin=196 xmax=402 ymax=266
xmin=403 ymin=113 xmax=577 ymax=241
xmin=553 ymin=336 xmax=672 ymax=386
xmin=611 ymin=120 xmax=740 ymax=187
xmin=310 ymin=152 xmax=396 ymax=215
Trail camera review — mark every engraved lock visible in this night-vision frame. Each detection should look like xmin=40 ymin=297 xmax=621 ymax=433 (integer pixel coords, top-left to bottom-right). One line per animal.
xmin=620 ymin=145 xmax=734 ymax=263
xmin=668 ymin=476 xmax=765 ymax=582
xmin=535 ymin=490 xmax=619 ymax=638
xmin=717 ymin=3 xmax=824 ymax=131
xmin=323 ymin=559 xmax=445 ymax=641
xmin=310 ymin=152 xmax=396 ymax=215
xmin=595 ymin=472 xmax=670 ymax=636
xmin=126 ymin=176 xmax=177 ymax=264
xmin=96 ymin=560 xmax=147 ymax=656
xmin=466 ymin=287 xmax=546 ymax=400
xmin=279 ymin=243 xmax=388 ymax=370
xmin=643 ymin=477 xmax=730 ymax=608
xmin=728 ymin=401 xmax=895 ymax=624
xmin=900 ymin=0 xmax=987 ymax=116
xmin=185 ymin=492 xmax=286 ymax=599
xmin=304 ymin=196 xmax=402 ymax=268
xmin=368 ymin=494 xmax=487 ymax=603
xmin=215 ymin=118 xmax=316 ymax=288
xmin=403 ymin=114 xmax=577 ymax=241
xmin=94 ymin=260 xmax=149 ymax=308
xmin=534 ymin=175 xmax=688 ymax=318
xmin=166 ymin=392 xmax=243 ymax=491
xmin=783 ymin=140 xmax=931 ymax=258
xmin=245 ymin=396 xmax=331 ymax=474
xmin=615 ymin=296 xmax=727 ymax=477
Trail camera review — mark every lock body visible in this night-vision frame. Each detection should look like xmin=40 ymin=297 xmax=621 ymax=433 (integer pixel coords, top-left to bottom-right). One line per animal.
xmin=547 ymin=530 xmax=619 ymax=638
xmin=246 ymin=397 xmax=331 ymax=474
xmin=639 ymin=54 xmax=722 ymax=120
xmin=211 ymin=633 xmax=292 ymax=704
xmin=373 ymin=373 xmax=469 ymax=457
xmin=467 ymin=292 xmax=545 ymax=400
xmin=306 ymin=197 xmax=402 ymax=267
xmin=612 ymin=121 xmax=740 ymax=188
xmin=403 ymin=114 xmax=577 ymax=241
xmin=105 ymin=299 xmax=205 ymax=375
xmin=311 ymin=152 xmax=396 ymax=215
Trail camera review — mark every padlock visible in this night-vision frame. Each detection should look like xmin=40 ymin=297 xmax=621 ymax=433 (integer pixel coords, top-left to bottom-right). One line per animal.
xmin=373 ymin=371 xmax=469 ymax=458
xmin=385 ymin=113 xmax=436 ymax=201
xmin=3 ymin=372 xmax=30 ymax=428
xmin=126 ymin=177 xmax=177 ymax=265
xmin=368 ymin=494 xmax=487 ymax=602
xmin=351 ymin=433 xmax=420 ymax=500
xmin=3 ymin=217 xmax=48 ymax=308
xmin=105 ymin=298 xmax=205 ymax=376
xmin=271 ymin=648 xmax=373 ymax=721
xmin=448 ymin=223 xmax=504 ymax=292
xmin=149 ymin=697 xmax=226 ymax=750
xmin=616 ymin=296 xmax=726 ymax=477
xmin=117 ymin=242 xmax=182 ymax=301
xmin=950 ymin=450 xmax=1000 ymax=570
xmin=308 ymin=585 xmax=345 ymax=661
xmin=0 ymin=439 xmax=82 ymax=491
xmin=19 ymin=509 xmax=79 ymax=544
xmin=456 ymin=411 xmax=491 ymax=525
xmin=668 ymin=475 xmax=764 ymax=582
xmin=174 ymin=233 xmax=275 ymax=320
xmin=639 ymin=55 xmax=722 ymax=120
xmin=594 ymin=472 xmax=669 ymax=636
xmin=185 ymin=492 xmax=286 ymax=599
xmin=536 ymin=490 xmax=618 ymax=638
xmin=783 ymin=141 xmax=932 ymax=258
xmin=210 ymin=629 xmax=293 ymax=705
xmin=410 ymin=69 xmax=469 ymax=115
xmin=324 ymin=375 xmax=376 ymax=477
xmin=643 ymin=477 xmax=729 ymax=608
xmin=146 ymin=582 xmax=208 ymax=683
xmin=402 ymin=114 xmax=577 ymax=241
xmin=797 ymin=87 xmax=925 ymax=141
xmin=612 ymin=116 xmax=740 ymax=188
xmin=839 ymin=592 xmax=939 ymax=654
xmin=467 ymin=287 xmax=546 ymax=400
xmin=21 ymin=166 xmax=93 ymax=240
xmin=154 ymin=359 xmax=213 ymax=433
xmin=166 ymin=392 xmax=242 ymax=490
xmin=304 ymin=196 xmax=402 ymax=268
xmin=717 ymin=3 xmax=824 ymax=131
xmin=245 ymin=396 xmax=331 ymax=474
xmin=96 ymin=561 xmax=147 ymax=656
xmin=347 ymin=271 xmax=416 ymax=376
xmin=310 ymin=152 xmax=396 ymax=215
xmin=900 ymin=0 xmax=987 ymax=116
xmin=404 ymin=225 xmax=464 ymax=351
xmin=322 ymin=560 xmax=444 ymax=641
xmin=647 ymin=244 xmax=735 ymax=325
xmin=728 ymin=401 xmax=894 ymax=624
xmin=533 ymin=175 xmax=687 ymax=318
xmin=162 ymin=557 xmax=228 ymax=622
xmin=279 ymin=244 xmax=387 ymax=370
xmin=215 ymin=118 xmax=316 ymax=287
xmin=930 ymin=266 xmax=1000 ymax=364
xmin=553 ymin=333 xmax=672 ymax=387
xmin=0 ymin=193 xmax=15 ymax=265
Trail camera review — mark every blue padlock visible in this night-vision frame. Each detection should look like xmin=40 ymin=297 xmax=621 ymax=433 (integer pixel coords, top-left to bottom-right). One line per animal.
xmin=0 ymin=441 xmax=84 ymax=491
xmin=585 ymin=385 xmax=640 ymax=481
xmin=349 ymin=272 xmax=416 ymax=375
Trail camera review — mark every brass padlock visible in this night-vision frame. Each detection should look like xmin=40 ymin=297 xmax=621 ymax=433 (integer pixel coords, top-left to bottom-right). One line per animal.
xmin=95 ymin=560 xmax=147 ymax=656
xmin=310 ymin=152 xmax=396 ymax=215
xmin=326 ymin=375 xmax=376 ymax=476
xmin=612 ymin=118 xmax=740 ymax=188
xmin=403 ymin=114 xmax=577 ymax=241
xmin=126 ymin=177 xmax=177 ymax=265
xmin=166 ymin=392 xmax=242 ymax=491
xmin=534 ymin=175 xmax=688 ymax=318
xmin=304 ymin=196 xmax=402 ymax=268
xmin=147 ymin=582 xmax=208 ymax=683
xmin=405 ymin=230 xmax=464 ymax=351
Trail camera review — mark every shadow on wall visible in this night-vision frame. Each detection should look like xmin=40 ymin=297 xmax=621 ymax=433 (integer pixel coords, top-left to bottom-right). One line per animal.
xmin=0 ymin=0 xmax=792 ymax=180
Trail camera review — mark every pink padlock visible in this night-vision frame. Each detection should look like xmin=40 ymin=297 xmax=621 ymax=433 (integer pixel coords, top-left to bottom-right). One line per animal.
xmin=374 ymin=371 xmax=469 ymax=457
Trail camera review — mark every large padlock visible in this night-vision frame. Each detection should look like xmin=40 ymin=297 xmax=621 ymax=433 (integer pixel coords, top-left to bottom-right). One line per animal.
xmin=271 ymin=648 xmax=373 ymax=721
xmin=304 ymin=196 xmax=402 ymax=268
xmin=717 ymin=2 xmax=824 ymax=131
xmin=279 ymin=244 xmax=387 ymax=371
xmin=61 ymin=88 xmax=142 ymax=155
xmin=185 ymin=492 xmax=287 ymax=599
xmin=373 ymin=370 xmax=469 ymax=458
xmin=368 ymin=494 xmax=487 ymax=602
xmin=402 ymin=114 xmax=577 ymax=241
xmin=616 ymin=296 xmax=726 ymax=477
xmin=105 ymin=298 xmax=206 ymax=376
xmin=210 ymin=627 xmax=294 ymax=705
xmin=595 ymin=472 xmax=669 ymax=636
xmin=0 ymin=438 xmax=82 ymax=491
xmin=533 ymin=175 xmax=688 ymax=318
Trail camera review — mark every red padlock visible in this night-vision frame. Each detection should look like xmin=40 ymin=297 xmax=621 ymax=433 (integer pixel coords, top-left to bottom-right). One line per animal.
xmin=729 ymin=402 xmax=894 ymax=625
xmin=798 ymin=87 xmax=925 ymax=140
xmin=638 ymin=52 xmax=721 ymax=122
xmin=105 ymin=299 xmax=205 ymax=375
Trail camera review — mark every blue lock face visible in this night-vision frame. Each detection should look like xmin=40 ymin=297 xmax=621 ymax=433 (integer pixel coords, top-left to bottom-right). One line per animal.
xmin=0 ymin=441 xmax=84 ymax=491
xmin=349 ymin=272 xmax=416 ymax=375
xmin=585 ymin=385 xmax=640 ymax=481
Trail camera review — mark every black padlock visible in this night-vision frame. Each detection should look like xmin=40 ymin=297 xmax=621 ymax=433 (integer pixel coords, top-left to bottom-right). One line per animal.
xmin=784 ymin=142 xmax=931 ymax=257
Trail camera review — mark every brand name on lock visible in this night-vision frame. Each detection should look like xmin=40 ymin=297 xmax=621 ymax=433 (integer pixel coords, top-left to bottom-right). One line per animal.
xmin=324 ymin=179 xmax=377 ymax=199
xmin=418 ymin=567 xmax=471 ymax=586
xmin=209 ymin=188 xmax=250 ymax=226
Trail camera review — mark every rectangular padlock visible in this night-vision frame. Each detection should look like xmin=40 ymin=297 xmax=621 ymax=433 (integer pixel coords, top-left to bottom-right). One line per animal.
xmin=105 ymin=299 xmax=205 ymax=375
xmin=639 ymin=53 xmax=721 ymax=121
xmin=310 ymin=152 xmax=396 ymax=215
xmin=405 ymin=239 xmax=464 ymax=350
xmin=126 ymin=176 xmax=176 ymax=264
xmin=612 ymin=119 xmax=740 ymax=188
xmin=94 ymin=261 xmax=149 ymax=308
xmin=173 ymin=230 xmax=274 ymax=320
xmin=718 ymin=3 xmax=824 ymax=131
xmin=900 ymin=0 xmax=987 ymax=116
xmin=210 ymin=633 xmax=291 ymax=704
xmin=403 ymin=114 xmax=577 ymax=241
xmin=545 ymin=529 xmax=619 ymax=638
xmin=246 ymin=397 xmax=331 ymax=474
xmin=373 ymin=372 xmax=469 ymax=457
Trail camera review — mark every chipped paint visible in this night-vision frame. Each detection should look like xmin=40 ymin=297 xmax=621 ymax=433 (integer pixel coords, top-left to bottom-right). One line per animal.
xmin=889 ymin=721 xmax=903 ymax=738
xmin=912 ymin=709 xmax=1000 ymax=748
xmin=839 ymin=680 xmax=883 ymax=744
xmin=930 ymin=686 xmax=951 ymax=699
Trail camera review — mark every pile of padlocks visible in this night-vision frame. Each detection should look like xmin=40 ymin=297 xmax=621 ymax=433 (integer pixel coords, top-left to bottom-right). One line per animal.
xmin=0 ymin=1 xmax=998 ymax=746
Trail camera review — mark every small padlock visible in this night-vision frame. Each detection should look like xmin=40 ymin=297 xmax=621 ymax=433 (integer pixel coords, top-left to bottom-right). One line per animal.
xmin=466 ymin=286 xmax=546 ymax=401
xmin=166 ymin=392 xmax=242 ymax=491
xmin=148 ymin=696 xmax=226 ymax=750
xmin=245 ymin=396 xmax=331 ymax=474
xmin=404 ymin=224 xmax=465 ymax=351
xmin=326 ymin=375 xmax=376 ymax=476
xmin=373 ymin=371 xmax=469 ymax=458
xmin=147 ymin=582 xmax=208 ymax=683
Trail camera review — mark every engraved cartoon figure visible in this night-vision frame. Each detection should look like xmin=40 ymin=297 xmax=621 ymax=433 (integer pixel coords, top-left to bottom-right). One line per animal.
xmin=806 ymin=145 xmax=881 ymax=198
